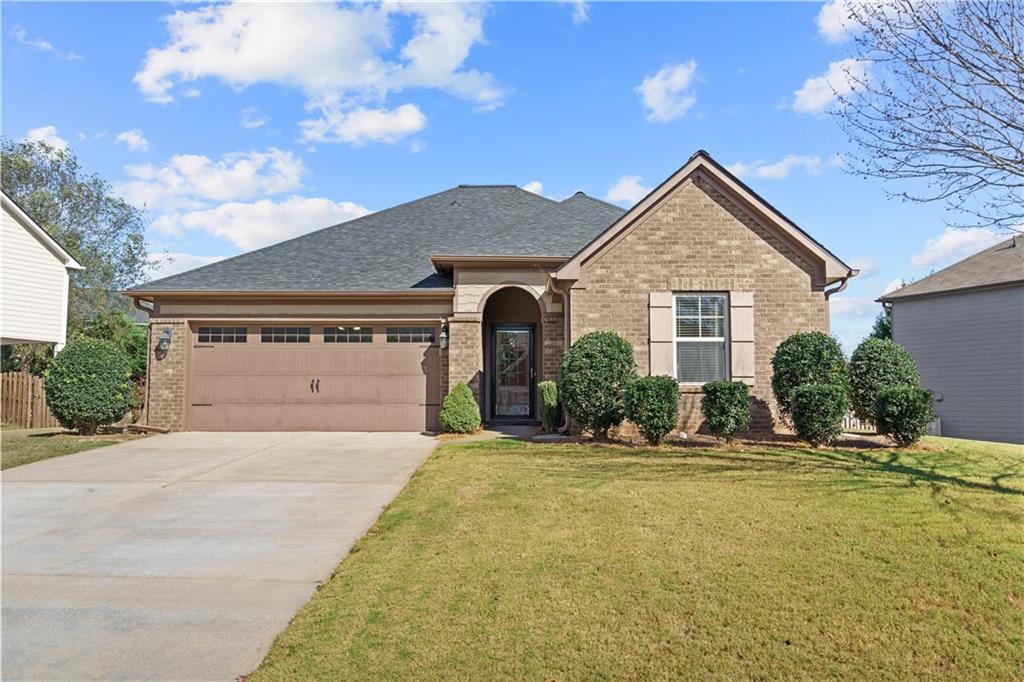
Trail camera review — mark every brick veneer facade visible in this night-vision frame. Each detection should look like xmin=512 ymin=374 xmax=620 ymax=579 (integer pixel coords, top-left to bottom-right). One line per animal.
xmin=146 ymin=318 xmax=188 ymax=431
xmin=446 ymin=313 xmax=484 ymax=400
xmin=541 ymin=313 xmax=565 ymax=381
xmin=570 ymin=176 xmax=829 ymax=435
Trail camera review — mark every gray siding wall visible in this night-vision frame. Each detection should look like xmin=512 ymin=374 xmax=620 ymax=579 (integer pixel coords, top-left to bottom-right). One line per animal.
xmin=892 ymin=285 xmax=1024 ymax=444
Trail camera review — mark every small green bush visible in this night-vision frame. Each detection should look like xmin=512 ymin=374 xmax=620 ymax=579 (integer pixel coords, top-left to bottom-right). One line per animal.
xmin=439 ymin=382 xmax=481 ymax=434
xmin=701 ymin=380 xmax=751 ymax=441
xmin=538 ymin=380 xmax=562 ymax=433
xmin=771 ymin=331 xmax=849 ymax=420
xmin=875 ymin=387 xmax=935 ymax=447
xmin=624 ymin=376 xmax=679 ymax=445
xmin=559 ymin=331 xmax=637 ymax=438
xmin=848 ymin=337 xmax=918 ymax=423
xmin=44 ymin=337 xmax=132 ymax=435
xmin=791 ymin=384 xmax=848 ymax=446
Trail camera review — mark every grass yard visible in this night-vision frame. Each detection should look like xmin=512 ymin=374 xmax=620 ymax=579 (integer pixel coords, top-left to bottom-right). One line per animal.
xmin=0 ymin=426 xmax=136 ymax=470
xmin=252 ymin=436 xmax=1024 ymax=681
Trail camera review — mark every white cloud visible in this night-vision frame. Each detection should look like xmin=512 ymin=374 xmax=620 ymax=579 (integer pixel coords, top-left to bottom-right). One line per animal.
xmin=882 ymin=278 xmax=905 ymax=295
xmin=240 ymin=106 xmax=267 ymax=129
xmin=560 ymin=1 xmax=590 ymax=24
xmin=25 ymin=125 xmax=69 ymax=151
xmin=299 ymin=104 xmax=427 ymax=145
xmin=849 ymin=257 xmax=878 ymax=278
xmin=115 ymin=129 xmax=150 ymax=152
xmin=152 ymin=195 xmax=370 ymax=250
xmin=11 ymin=26 xmax=53 ymax=52
xmin=909 ymin=228 xmax=1004 ymax=269
xmin=830 ymin=297 xmax=877 ymax=317
xmin=523 ymin=180 xmax=544 ymax=195
xmin=605 ymin=175 xmax=651 ymax=205
xmin=115 ymin=147 xmax=305 ymax=211
xmin=817 ymin=0 xmax=856 ymax=43
xmin=727 ymin=154 xmax=841 ymax=180
xmin=134 ymin=2 xmax=503 ymax=145
xmin=636 ymin=61 xmax=698 ymax=123
xmin=182 ymin=87 xmax=202 ymax=98
xmin=793 ymin=58 xmax=869 ymax=115
xmin=147 ymin=252 xmax=227 ymax=279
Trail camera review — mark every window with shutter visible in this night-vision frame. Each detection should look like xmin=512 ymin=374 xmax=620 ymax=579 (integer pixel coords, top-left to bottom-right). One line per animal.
xmin=673 ymin=293 xmax=729 ymax=384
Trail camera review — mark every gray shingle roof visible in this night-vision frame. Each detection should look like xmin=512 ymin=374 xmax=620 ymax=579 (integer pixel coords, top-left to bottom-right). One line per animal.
xmin=881 ymin=237 xmax=1024 ymax=301
xmin=130 ymin=185 xmax=625 ymax=292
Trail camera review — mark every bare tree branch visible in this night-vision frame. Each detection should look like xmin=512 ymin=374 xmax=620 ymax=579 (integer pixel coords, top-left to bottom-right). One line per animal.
xmin=832 ymin=0 xmax=1024 ymax=231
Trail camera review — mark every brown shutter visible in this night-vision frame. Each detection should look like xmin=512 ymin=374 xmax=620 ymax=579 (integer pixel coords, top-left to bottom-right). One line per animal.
xmin=649 ymin=292 xmax=674 ymax=376
xmin=730 ymin=291 xmax=755 ymax=385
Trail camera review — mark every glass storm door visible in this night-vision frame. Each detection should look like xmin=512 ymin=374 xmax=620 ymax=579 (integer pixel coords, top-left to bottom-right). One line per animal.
xmin=493 ymin=326 xmax=533 ymax=419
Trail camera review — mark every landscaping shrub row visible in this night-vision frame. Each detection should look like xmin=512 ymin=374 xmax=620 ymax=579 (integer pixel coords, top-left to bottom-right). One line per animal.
xmin=436 ymin=328 xmax=934 ymax=448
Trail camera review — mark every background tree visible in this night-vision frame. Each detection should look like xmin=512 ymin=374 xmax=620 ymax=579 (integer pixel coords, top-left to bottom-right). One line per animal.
xmin=1 ymin=138 xmax=151 ymax=372
xmin=833 ymin=0 xmax=1024 ymax=231
xmin=870 ymin=306 xmax=892 ymax=340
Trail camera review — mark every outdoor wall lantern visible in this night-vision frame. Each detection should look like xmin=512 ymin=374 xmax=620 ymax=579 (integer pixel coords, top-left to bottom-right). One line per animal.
xmin=439 ymin=322 xmax=449 ymax=349
xmin=156 ymin=328 xmax=173 ymax=357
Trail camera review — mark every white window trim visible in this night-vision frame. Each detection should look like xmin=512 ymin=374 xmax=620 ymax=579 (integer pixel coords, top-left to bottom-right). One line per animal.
xmin=673 ymin=292 xmax=731 ymax=385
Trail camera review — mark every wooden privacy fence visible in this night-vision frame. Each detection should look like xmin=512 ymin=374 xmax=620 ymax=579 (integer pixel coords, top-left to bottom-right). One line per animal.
xmin=1 ymin=372 xmax=60 ymax=429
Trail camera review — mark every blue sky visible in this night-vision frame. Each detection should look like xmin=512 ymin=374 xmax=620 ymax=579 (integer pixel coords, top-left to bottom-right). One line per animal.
xmin=2 ymin=1 xmax=1008 ymax=352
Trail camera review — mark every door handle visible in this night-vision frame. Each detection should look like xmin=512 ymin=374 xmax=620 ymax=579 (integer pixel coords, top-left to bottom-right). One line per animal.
xmin=310 ymin=379 xmax=315 ymax=393
xmin=316 ymin=378 xmax=320 ymax=393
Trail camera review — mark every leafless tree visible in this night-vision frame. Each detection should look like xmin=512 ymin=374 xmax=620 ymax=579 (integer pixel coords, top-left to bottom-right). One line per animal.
xmin=833 ymin=0 xmax=1024 ymax=232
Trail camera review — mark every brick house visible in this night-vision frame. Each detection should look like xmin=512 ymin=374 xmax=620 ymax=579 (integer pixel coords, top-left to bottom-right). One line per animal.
xmin=125 ymin=150 xmax=856 ymax=433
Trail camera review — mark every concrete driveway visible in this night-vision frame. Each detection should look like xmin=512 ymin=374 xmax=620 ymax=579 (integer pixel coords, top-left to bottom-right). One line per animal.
xmin=2 ymin=431 xmax=436 ymax=681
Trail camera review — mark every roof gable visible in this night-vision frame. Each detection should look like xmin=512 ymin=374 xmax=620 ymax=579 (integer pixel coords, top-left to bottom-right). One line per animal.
xmin=555 ymin=150 xmax=854 ymax=287
xmin=1 ymin=191 xmax=84 ymax=270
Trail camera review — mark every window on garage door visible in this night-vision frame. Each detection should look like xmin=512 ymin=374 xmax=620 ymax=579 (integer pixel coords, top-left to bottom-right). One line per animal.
xmin=324 ymin=326 xmax=373 ymax=343
xmin=386 ymin=326 xmax=435 ymax=343
xmin=260 ymin=327 xmax=310 ymax=343
xmin=197 ymin=326 xmax=247 ymax=343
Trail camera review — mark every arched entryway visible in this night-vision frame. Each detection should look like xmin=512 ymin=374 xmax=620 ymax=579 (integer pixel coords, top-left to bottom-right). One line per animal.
xmin=481 ymin=286 xmax=544 ymax=423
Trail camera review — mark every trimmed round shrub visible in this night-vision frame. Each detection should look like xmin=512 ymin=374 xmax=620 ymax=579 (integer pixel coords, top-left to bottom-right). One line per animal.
xmin=439 ymin=382 xmax=481 ymax=434
xmin=875 ymin=387 xmax=935 ymax=447
xmin=848 ymin=337 xmax=918 ymax=423
xmin=559 ymin=331 xmax=636 ymax=438
xmin=624 ymin=376 xmax=679 ymax=445
xmin=771 ymin=332 xmax=848 ymax=420
xmin=791 ymin=384 xmax=848 ymax=446
xmin=44 ymin=337 xmax=132 ymax=435
xmin=538 ymin=380 xmax=562 ymax=433
xmin=701 ymin=380 xmax=751 ymax=441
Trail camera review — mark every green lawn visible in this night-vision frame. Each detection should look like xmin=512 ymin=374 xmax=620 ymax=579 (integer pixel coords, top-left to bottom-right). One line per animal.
xmin=252 ymin=436 xmax=1024 ymax=681
xmin=0 ymin=426 xmax=134 ymax=470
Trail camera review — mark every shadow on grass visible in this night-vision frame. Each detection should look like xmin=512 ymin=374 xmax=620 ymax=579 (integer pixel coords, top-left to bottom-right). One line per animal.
xmin=451 ymin=439 xmax=1024 ymax=501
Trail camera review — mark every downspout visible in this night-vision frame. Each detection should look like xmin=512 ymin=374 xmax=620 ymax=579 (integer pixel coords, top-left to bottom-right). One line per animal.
xmin=823 ymin=269 xmax=858 ymax=299
xmin=546 ymin=275 xmax=574 ymax=434
xmin=132 ymin=297 xmax=156 ymax=426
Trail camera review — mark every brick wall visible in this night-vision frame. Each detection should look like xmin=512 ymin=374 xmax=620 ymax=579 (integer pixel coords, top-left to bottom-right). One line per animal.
xmin=542 ymin=312 xmax=565 ymax=381
xmin=446 ymin=314 xmax=483 ymax=401
xmin=146 ymin=319 xmax=188 ymax=431
xmin=571 ymin=176 xmax=829 ymax=435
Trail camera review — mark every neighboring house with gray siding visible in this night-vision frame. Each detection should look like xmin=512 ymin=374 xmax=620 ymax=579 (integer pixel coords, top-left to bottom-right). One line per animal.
xmin=880 ymin=237 xmax=1024 ymax=444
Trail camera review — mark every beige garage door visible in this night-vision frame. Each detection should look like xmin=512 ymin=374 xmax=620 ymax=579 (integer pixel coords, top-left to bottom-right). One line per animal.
xmin=188 ymin=324 xmax=441 ymax=431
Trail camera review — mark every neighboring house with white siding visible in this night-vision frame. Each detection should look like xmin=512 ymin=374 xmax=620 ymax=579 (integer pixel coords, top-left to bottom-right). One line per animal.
xmin=880 ymin=236 xmax=1024 ymax=444
xmin=1 ymin=190 xmax=84 ymax=350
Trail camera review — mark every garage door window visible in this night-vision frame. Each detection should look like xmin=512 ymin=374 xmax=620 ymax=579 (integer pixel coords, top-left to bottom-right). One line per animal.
xmin=261 ymin=327 xmax=310 ymax=343
xmin=386 ymin=326 xmax=435 ymax=343
xmin=197 ymin=327 xmax=247 ymax=343
xmin=325 ymin=326 xmax=373 ymax=343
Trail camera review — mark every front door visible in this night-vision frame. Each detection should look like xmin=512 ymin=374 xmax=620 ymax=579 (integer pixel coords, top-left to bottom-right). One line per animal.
xmin=491 ymin=325 xmax=534 ymax=420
